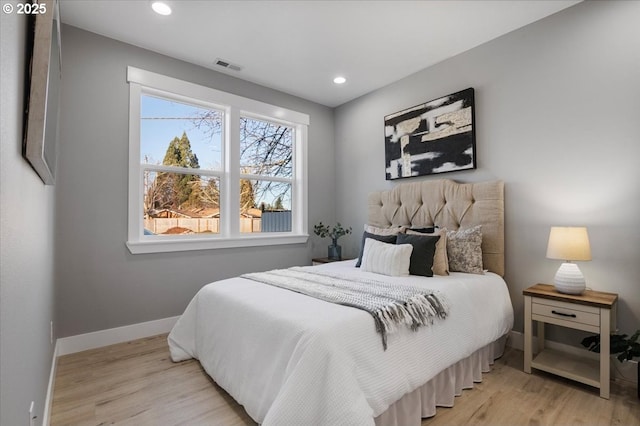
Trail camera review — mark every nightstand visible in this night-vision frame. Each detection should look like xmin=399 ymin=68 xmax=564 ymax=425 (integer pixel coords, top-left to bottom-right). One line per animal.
xmin=311 ymin=257 xmax=351 ymax=266
xmin=523 ymin=283 xmax=618 ymax=398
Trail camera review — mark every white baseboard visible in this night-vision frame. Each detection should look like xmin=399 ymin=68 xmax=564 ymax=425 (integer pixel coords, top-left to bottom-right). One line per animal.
xmin=56 ymin=316 xmax=179 ymax=356
xmin=507 ymin=330 xmax=523 ymax=350
xmin=42 ymin=341 xmax=59 ymax=426
xmin=508 ymin=330 xmax=637 ymax=384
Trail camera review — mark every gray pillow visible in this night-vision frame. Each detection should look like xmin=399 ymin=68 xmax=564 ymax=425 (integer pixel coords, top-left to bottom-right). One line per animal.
xmin=396 ymin=233 xmax=439 ymax=277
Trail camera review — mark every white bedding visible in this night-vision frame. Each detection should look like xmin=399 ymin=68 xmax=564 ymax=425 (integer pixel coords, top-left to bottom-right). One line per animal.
xmin=168 ymin=260 xmax=514 ymax=425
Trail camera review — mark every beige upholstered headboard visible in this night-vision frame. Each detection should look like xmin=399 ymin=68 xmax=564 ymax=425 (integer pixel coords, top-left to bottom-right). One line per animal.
xmin=367 ymin=179 xmax=505 ymax=276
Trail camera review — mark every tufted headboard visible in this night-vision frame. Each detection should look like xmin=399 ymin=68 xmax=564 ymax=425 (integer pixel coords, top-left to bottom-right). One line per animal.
xmin=367 ymin=179 xmax=505 ymax=276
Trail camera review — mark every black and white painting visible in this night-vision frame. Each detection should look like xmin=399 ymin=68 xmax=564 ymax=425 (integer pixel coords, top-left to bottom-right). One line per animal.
xmin=384 ymin=88 xmax=476 ymax=180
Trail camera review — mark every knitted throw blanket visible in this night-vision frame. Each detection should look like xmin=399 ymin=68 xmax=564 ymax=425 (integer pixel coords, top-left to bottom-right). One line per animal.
xmin=241 ymin=267 xmax=449 ymax=350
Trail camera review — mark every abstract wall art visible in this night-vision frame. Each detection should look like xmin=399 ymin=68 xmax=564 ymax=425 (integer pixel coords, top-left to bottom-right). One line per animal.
xmin=384 ymin=88 xmax=476 ymax=180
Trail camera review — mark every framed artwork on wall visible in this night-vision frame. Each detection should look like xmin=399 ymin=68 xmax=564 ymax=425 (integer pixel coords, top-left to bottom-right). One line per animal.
xmin=384 ymin=88 xmax=476 ymax=180
xmin=23 ymin=0 xmax=62 ymax=185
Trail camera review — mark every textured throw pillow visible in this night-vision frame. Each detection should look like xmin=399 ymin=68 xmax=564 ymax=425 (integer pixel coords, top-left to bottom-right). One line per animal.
xmin=396 ymin=233 xmax=439 ymax=277
xmin=360 ymin=238 xmax=413 ymax=277
xmin=406 ymin=228 xmax=449 ymax=276
xmin=446 ymin=225 xmax=484 ymax=274
xmin=356 ymin=231 xmax=398 ymax=267
xmin=363 ymin=224 xmax=406 ymax=236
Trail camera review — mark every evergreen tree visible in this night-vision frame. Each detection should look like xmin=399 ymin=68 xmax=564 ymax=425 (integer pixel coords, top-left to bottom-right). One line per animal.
xmin=274 ymin=196 xmax=284 ymax=210
xmin=240 ymin=179 xmax=256 ymax=212
xmin=162 ymin=131 xmax=200 ymax=168
xmin=155 ymin=132 xmax=201 ymax=210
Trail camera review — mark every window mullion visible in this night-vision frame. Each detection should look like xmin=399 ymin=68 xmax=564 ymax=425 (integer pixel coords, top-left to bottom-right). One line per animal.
xmin=238 ymin=173 xmax=293 ymax=184
xmin=295 ymin=124 xmax=308 ymax=235
xmin=142 ymin=163 xmax=223 ymax=177
xmin=226 ymin=107 xmax=241 ymax=237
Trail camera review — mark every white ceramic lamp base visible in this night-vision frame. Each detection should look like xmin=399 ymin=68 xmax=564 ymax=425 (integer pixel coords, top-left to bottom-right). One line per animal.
xmin=553 ymin=262 xmax=586 ymax=294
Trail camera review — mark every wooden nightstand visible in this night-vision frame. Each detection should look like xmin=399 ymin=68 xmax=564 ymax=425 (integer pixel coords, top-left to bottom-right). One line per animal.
xmin=523 ymin=283 xmax=618 ymax=399
xmin=311 ymin=257 xmax=351 ymax=266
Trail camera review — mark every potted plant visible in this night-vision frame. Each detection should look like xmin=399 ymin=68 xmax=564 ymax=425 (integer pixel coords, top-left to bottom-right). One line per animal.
xmin=581 ymin=329 xmax=640 ymax=398
xmin=313 ymin=222 xmax=352 ymax=260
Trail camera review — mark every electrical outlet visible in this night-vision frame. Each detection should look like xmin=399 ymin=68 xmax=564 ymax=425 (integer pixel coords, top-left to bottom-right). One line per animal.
xmin=50 ymin=320 xmax=54 ymax=345
xmin=28 ymin=401 xmax=35 ymax=426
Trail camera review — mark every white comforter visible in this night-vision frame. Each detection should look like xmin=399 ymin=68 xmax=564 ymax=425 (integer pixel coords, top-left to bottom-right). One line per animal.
xmin=168 ymin=260 xmax=514 ymax=425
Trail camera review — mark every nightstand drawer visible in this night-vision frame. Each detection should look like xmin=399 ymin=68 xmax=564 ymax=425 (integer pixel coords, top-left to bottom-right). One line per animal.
xmin=532 ymin=299 xmax=600 ymax=327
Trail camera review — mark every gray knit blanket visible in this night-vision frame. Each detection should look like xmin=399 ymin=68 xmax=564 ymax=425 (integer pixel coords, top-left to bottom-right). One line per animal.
xmin=241 ymin=267 xmax=449 ymax=350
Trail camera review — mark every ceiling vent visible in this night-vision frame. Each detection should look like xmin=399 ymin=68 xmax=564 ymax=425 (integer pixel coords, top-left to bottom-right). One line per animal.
xmin=214 ymin=58 xmax=242 ymax=72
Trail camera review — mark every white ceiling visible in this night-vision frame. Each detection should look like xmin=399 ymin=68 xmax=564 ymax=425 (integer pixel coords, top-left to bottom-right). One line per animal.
xmin=59 ymin=0 xmax=581 ymax=107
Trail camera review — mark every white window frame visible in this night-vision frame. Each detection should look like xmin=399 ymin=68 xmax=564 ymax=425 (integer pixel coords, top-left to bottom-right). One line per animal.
xmin=126 ymin=67 xmax=308 ymax=254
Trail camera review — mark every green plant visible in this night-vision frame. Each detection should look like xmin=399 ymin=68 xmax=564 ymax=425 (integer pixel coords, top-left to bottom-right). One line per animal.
xmin=581 ymin=330 xmax=640 ymax=362
xmin=313 ymin=222 xmax=352 ymax=244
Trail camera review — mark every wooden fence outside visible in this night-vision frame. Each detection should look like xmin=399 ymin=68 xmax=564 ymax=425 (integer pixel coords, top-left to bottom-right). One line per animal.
xmin=144 ymin=217 xmax=260 ymax=234
xmin=143 ymin=211 xmax=291 ymax=235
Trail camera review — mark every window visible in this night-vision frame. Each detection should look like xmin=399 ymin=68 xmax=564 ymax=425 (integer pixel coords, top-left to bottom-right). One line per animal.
xmin=126 ymin=67 xmax=309 ymax=254
xmin=239 ymin=116 xmax=293 ymax=233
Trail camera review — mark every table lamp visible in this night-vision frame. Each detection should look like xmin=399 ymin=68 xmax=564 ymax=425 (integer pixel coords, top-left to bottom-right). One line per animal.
xmin=546 ymin=226 xmax=591 ymax=294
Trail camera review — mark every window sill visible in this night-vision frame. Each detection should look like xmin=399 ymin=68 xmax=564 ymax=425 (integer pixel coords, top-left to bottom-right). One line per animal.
xmin=126 ymin=233 xmax=309 ymax=254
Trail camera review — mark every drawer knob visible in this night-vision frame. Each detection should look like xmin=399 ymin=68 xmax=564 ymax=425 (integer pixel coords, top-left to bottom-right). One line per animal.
xmin=552 ymin=310 xmax=577 ymax=318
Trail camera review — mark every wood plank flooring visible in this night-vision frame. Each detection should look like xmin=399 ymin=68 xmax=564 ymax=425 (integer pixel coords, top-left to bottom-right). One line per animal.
xmin=50 ymin=334 xmax=639 ymax=425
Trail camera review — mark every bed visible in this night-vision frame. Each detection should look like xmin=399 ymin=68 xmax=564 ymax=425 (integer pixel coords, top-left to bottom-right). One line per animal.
xmin=168 ymin=179 xmax=514 ymax=426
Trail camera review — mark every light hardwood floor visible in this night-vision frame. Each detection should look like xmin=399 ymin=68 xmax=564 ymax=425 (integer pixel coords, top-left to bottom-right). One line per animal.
xmin=50 ymin=334 xmax=639 ymax=425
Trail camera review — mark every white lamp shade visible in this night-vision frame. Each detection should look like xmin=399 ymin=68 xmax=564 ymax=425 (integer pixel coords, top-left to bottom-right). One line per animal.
xmin=546 ymin=227 xmax=591 ymax=261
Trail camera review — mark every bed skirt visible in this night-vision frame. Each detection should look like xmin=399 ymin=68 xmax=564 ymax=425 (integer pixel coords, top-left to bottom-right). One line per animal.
xmin=374 ymin=334 xmax=508 ymax=426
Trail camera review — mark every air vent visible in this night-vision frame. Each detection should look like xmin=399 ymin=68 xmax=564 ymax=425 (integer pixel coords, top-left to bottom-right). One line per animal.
xmin=214 ymin=58 xmax=242 ymax=72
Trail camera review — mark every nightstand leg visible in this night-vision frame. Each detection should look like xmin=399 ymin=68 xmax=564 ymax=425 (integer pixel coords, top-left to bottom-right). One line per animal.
xmin=524 ymin=295 xmax=532 ymax=373
xmin=600 ymin=307 xmax=610 ymax=399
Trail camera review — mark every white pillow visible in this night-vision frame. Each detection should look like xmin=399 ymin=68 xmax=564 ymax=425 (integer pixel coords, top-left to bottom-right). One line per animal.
xmin=360 ymin=238 xmax=413 ymax=276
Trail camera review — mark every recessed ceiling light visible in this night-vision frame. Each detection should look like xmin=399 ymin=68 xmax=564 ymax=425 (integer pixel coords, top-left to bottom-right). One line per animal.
xmin=151 ymin=1 xmax=172 ymax=16
xmin=333 ymin=76 xmax=346 ymax=85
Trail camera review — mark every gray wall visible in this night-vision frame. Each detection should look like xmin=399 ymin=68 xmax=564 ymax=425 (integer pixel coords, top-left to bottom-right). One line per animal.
xmin=334 ymin=1 xmax=640 ymax=341
xmin=56 ymin=25 xmax=336 ymax=337
xmin=1 ymin=12 xmax=57 ymax=426
xmin=6 ymin=2 xmax=637 ymax=422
